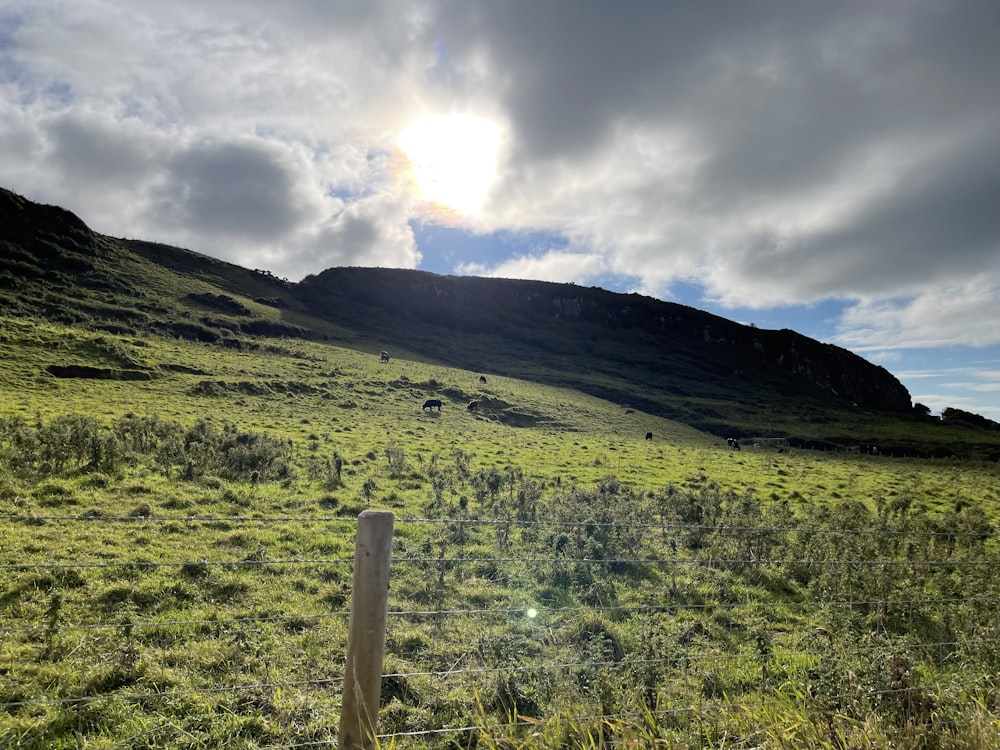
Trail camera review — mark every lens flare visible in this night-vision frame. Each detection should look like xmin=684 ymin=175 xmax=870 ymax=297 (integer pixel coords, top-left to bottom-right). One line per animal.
xmin=398 ymin=114 xmax=501 ymax=216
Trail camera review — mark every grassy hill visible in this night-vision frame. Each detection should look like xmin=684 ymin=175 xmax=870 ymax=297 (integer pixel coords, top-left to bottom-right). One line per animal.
xmin=2 ymin=186 xmax=998 ymax=460
xmin=1 ymin=186 xmax=999 ymax=748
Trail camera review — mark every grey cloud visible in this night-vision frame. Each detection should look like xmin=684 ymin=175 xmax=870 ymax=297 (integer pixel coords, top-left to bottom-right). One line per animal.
xmin=432 ymin=2 xmax=718 ymax=161
xmin=720 ymin=131 xmax=1000 ymax=303
xmin=149 ymin=140 xmax=306 ymax=242
xmin=813 ymin=138 xmax=1000 ymax=288
xmin=432 ymin=0 xmax=1000 ymax=309
xmin=689 ymin=4 xmax=1000 ymax=214
xmin=328 ymin=210 xmax=378 ymax=250
xmin=0 ymin=106 xmax=173 ymax=235
xmin=4 ymin=0 xmax=1000 ymax=309
xmin=268 ymin=195 xmax=420 ymax=280
xmin=435 ymin=2 xmax=896 ymax=167
xmin=46 ymin=111 xmax=159 ymax=184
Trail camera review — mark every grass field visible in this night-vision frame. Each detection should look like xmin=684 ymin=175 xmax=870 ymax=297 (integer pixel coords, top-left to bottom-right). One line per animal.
xmin=1 ymin=316 xmax=999 ymax=749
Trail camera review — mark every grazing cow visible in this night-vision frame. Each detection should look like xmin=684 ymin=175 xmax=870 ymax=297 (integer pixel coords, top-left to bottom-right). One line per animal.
xmin=645 ymin=432 xmax=653 ymax=441
xmin=380 ymin=351 xmax=390 ymax=363
xmin=479 ymin=375 xmax=487 ymax=384
xmin=726 ymin=438 xmax=741 ymax=451
xmin=422 ymin=399 xmax=443 ymax=411
xmin=468 ymin=400 xmax=480 ymax=412
xmin=624 ymin=409 xmax=635 ymax=415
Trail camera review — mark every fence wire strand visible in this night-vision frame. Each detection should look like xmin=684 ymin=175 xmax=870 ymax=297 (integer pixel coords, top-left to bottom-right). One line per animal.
xmin=3 ymin=596 xmax=994 ymax=636
xmin=3 ymin=512 xmax=994 ymax=539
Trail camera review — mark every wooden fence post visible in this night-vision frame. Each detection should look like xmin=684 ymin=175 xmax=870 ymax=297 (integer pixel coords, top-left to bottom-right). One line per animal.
xmin=339 ymin=510 xmax=395 ymax=750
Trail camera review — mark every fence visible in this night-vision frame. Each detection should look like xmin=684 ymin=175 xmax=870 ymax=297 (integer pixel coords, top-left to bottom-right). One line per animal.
xmin=1 ymin=508 xmax=999 ymax=748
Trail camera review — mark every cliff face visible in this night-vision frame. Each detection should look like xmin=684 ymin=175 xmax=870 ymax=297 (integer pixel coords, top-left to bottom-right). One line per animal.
xmin=296 ymin=268 xmax=912 ymax=414
xmin=749 ymin=329 xmax=912 ymax=411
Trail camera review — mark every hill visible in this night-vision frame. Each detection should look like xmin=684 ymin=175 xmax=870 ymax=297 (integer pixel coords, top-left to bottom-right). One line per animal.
xmin=2 ymin=185 xmax=1000 ymax=748
xmin=2 ymin=185 xmax=998 ymax=459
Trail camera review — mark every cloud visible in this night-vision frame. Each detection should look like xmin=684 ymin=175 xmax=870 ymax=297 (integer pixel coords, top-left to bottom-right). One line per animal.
xmin=0 ymin=104 xmax=172 ymax=234
xmin=47 ymin=110 xmax=160 ymax=186
xmin=298 ymin=192 xmax=421 ymax=276
xmin=702 ymin=128 xmax=1000 ymax=308
xmin=148 ymin=139 xmax=311 ymax=242
xmin=441 ymin=1 xmax=1000 ymax=311
xmin=834 ymin=277 xmax=1000 ymax=351
xmin=1 ymin=0 xmax=999 ymax=335
xmin=457 ymin=249 xmax=607 ymax=285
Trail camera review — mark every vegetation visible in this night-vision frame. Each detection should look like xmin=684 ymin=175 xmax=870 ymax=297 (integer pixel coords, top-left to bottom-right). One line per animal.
xmin=1 ymin=314 xmax=998 ymax=748
xmin=1 ymin=187 xmax=999 ymax=747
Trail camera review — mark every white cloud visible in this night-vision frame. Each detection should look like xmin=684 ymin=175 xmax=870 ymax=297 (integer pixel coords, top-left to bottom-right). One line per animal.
xmin=833 ymin=277 xmax=1000 ymax=351
xmin=457 ymin=249 xmax=607 ymax=285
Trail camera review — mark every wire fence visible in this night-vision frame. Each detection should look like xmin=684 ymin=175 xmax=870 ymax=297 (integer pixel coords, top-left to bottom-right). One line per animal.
xmin=2 ymin=512 xmax=998 ymax=747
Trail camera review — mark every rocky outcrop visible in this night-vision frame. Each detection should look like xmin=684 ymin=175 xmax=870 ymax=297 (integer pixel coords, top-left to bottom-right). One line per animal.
xmin=295 ymin=268 xmax=913 ymax=414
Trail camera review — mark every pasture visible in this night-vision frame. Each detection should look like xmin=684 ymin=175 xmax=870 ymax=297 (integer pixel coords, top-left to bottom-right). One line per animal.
xmin=1 ymin=316 xmax=998 ymax=748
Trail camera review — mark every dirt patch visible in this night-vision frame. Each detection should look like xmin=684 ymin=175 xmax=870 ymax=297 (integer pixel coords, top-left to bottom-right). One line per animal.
xmin=160 ymin=364 xmax=211 ymax=375
xmin=46 ymin=365 xmax=153 ymax=381
xmin=489 ymin=408 xmax=554 ymax=428
xmin=186 ymin=292 xmax=253 ymax=316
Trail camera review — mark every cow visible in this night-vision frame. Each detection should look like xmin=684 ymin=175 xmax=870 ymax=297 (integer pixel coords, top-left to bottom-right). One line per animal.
xmin=422 ymin=399 xmax=443 ymax=411
xmin=645 ymin=432 xmax=653 ymax=441
xmin=380 ymin=351 xmax=390 ymax=363
xmin=726 ymin=438 xmax=741 ymax=451
xmin=479 ymin=375 xmax=487 ymax=384
xmin=624 ymin=408 xmax=635 ymax=415
xmin=468 ymin=400 xmax=480 ymax=412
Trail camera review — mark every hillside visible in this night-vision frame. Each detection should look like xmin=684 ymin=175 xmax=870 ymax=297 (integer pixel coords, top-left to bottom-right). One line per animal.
xmin=2 ymin=186 xmax=1000 ymax=748
xmin=293 ymin=267 xmax=912 ymax=439
xmin=2 ymin=185 xmax=997 ymax=459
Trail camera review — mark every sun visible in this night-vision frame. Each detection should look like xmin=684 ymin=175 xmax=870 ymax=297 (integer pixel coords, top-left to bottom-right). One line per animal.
xmin=398 ymin=114 xmax=501 ymax=216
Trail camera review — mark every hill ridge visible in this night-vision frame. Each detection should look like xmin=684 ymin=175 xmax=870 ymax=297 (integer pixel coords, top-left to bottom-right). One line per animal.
xmin=17 ymin=184 xmax=997 ymax=458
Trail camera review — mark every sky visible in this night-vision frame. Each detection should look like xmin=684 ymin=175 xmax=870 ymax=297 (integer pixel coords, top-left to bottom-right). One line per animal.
xmin=1 ymin=1 xmax=999 ymax=421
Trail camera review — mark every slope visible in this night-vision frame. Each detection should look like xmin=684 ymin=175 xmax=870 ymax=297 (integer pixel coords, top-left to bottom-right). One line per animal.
xmin=2 ymin=185 xmax=998 ymax=459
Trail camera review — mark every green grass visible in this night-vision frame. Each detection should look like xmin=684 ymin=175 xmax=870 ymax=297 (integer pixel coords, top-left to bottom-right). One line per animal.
xmin=1 ymin=316 xmax=999 ymax=749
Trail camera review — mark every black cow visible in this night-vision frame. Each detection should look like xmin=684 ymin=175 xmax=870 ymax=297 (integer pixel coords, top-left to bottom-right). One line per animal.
xmin=645 ymin=432 xmax=653 ymax=441
xmin=422 ymin=399 xmax=443 ymax=411
xmin=380 ymin=351 xmax=390 ymax=363
xmin=468 ymin=400 xmax=480 ymax=412
xmin=479 ymin=375 xmax=487 ymax=384
xmin=727 ymin=437 xmax=741 ymax=451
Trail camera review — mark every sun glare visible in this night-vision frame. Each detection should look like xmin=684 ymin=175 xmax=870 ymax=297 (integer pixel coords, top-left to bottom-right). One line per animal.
xmin=398 ymin=114 xmax=501 ymax=216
